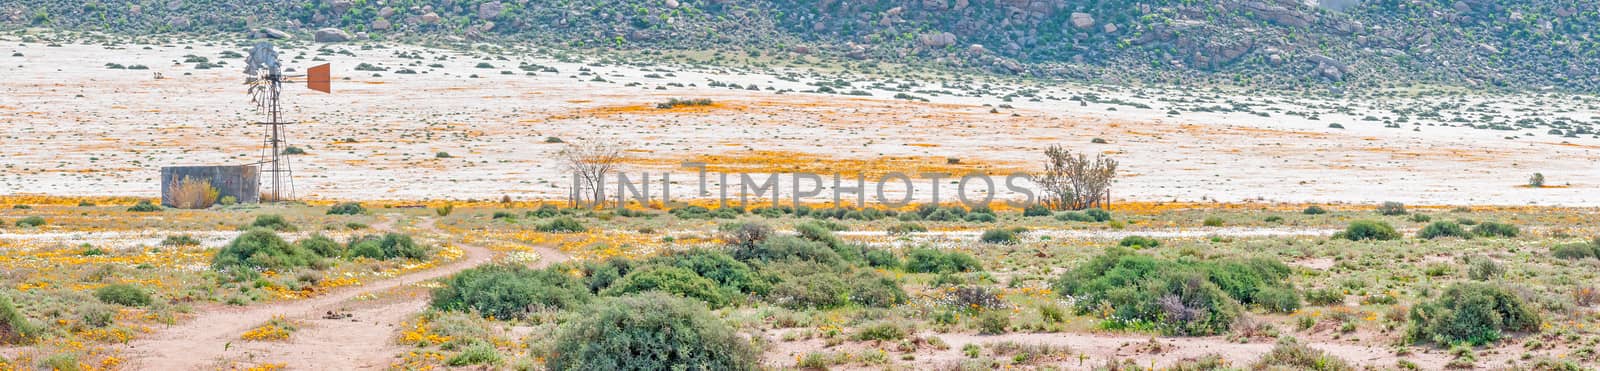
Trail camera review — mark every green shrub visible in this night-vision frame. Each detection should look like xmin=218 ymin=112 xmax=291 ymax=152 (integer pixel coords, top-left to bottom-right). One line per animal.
xmin=1341 ymin=220 xmax=1399 ymax=241
xmin=732 ymin=236 xmax=840 ymax=266
xmin=0 ymin=293 xmax=38 ymax=344
xmin=347 ymin=233 xmax=428 ymax=260
xmin=863 ymin=249 xmax=901 ymax=269
xmin=1084 ymin=208 xmax=1112 ymax=222
xmin=650 ymin=249 xmax=768 ymax=295
xmin=547 ymin=292 xmax=757 ymax=371
xmin=1053 ymin=247 xmax=1296 ymax=336
xmin=1054 ymin=211 xmax=1094 ymax=222
xmin=296 ymin=234 xmax=343 ymax=258
xmin=1472 ymin=222 xmax=1519 ymax=238
xmin=528 ymin=205 xmax=562 ymax=218
xmin=978 ymin=310 xmax=1010 ymax=335
xmin=1407 ymin=282 xmax=1541 ymax=345
xmin=160 ymin=235 xmax=201 ymax=247
xmin=248 ymin=214 xmax=296 ymax=232
xmin=1304 ymin=288 xmax=1345 ymax=306
xmin=1252 ymin=337 xmax=1354 ymax=370
xmin=795 ymin=221 xmax=844 ymax=249
xmin=536 ymin=217 xmax=586 ymax=233
xmin=720 ymin=222 xmax=772 ymax=248
xmin=1551 ymin=243 xmax=1597 ymax=260
xmin=431 ymin=264 xmax=590 ymax=319
xmin=905 ymin=248 xmax=980 ymax=274
xmin=765 ymin=262 xmax=849 ymax=309
xmin=447 ymin=342 xmax=503 ymax=366
xmin=847 ymin=270 xmax=907 ymax=307
xmin=1466 ymin=257 xmax=1504 ymax=281
xmin=1377 ymin=202 xmax=1407 ymax=216
xmin=979 ymin=228 xmax=1019 ymax=244
xmin=1411 ymin=213 xmax=1432 ymax=223
xmin=127 ymin=200 xmax=162 ymax=212
xmin=94 ymin=284 xmax=152 ymax=307
xmin=212 ymin=229 xmax=323 ymax=273
xmin=602 ymin=266 xmax=728 ymax=308
xmin=1118 ymin=235 xmax=1160 ymax=248
xmin=887 ymin=222 xmax=926 ymax=235
xmin=1253 ymin=287 xmax=1302 ymax=313
xmin=14 ymin=216 xmax=45 ymax=228
xmin=1022 ymin=205 xmax=1052 ymax=217
xmin=853 ymin=322 xmax=907 ymax=341
xmin=1417 ymin=221 xmax=1470 ymax=239
xmin=1302 ymin=205 xmax=1328 ymax=215
xmin=1202 ymin=216 xmax=1224 ymax=227
xmin=326 ymin=202 xmax=366 ymax=215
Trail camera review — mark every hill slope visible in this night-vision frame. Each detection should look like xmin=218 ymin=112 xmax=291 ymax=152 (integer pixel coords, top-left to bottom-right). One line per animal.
xmin=4 ymin=0 xmax=1598 ymax=92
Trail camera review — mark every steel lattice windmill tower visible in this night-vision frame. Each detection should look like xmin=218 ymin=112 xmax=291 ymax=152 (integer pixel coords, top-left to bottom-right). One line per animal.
xmin=243 ymin=42 xmax=331 ymax=202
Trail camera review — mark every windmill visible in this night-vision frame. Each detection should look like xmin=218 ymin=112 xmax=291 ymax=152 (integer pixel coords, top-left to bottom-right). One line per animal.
xmin=243 ymin=42 xmax=331 ymax=202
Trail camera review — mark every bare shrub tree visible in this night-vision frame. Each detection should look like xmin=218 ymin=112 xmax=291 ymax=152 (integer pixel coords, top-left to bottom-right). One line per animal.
xmin=1038 ymin=145 xmax=1118 ymax=211
xmin=168 ymin=176 xmax=219 ymax=209
xmin=562 ymin=140 xmax=626 ymax=208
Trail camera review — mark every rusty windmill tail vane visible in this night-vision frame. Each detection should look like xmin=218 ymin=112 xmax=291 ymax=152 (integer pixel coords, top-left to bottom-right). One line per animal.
xmin=243 ymin=41 xmax=332 ymax=203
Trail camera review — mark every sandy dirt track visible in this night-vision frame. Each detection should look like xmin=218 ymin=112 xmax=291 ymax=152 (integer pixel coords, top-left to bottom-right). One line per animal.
xmin=117 ymin=216 xmax=564 ymax=370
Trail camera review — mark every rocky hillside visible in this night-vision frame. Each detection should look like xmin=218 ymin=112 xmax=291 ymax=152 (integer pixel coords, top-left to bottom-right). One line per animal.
xmin=4 ymin=0 xmax=1599 ymax=92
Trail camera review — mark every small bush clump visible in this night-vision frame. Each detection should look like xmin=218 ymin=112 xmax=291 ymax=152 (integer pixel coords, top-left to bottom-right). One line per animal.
xmin=0 ymin=293 xmax=38 ymax=344
xmin=94 ymin=284 xmax=152 ymax=307
xmin=547 ymin=292 xmax=757 ymax=371
xmin=979 ymin=228 xmax=1019 ymax=244
xmin=212 ymin=229 xmax=323 ymax=274
xmin=1417 ymin=221 xmax=1470 ymax=239
xmin=248 ymin=214 xmax=296 ymax=232
xmin=1407 ymin=282 xmax=1541 ymax=345
xmin=347 ymin=233 xmax=428 ymax=260
xmin=1118 ymin=235 xmax=1160 ymax=248
xmin=431 ymin=264 xmax=590 ymax=320
xmin=1053 ymin=247 xmax=1298 ymax=336
xmin=127 ymin=200 xmax=162 ymax=212
xmin=327 ymin=202 xmax=366 ymax=215
xmin=1251 ymin=337 xmax=1354 ymax=370
xmin=536 ymin=217 xmax=586 ymax=233
xmin=905 ymin=248 xmax=980 ymax=274
xmin=1377 ymin=202 xmax=1407 ymax=216
xmin=1552 ymin=243 xmax=1599 ymax=260
xmin=1471 ymin=222 xmax=1519 ymax=238
xmin=1339 ymin=220 xmax=1399 ymax=241
xmin=14 ymin=216 xmax=45 ymax=228
xmin=601 ymin=266 xmax=728 ymax=308
xmin=1302 ymin=205 xmax=1328 ymax=215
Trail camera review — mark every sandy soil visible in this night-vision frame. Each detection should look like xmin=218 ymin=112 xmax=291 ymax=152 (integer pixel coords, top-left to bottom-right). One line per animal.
xmin=113 ymin=216 xmax=566 ymax=370
xmin=1 ymin=36 xmax=1597 ymax=206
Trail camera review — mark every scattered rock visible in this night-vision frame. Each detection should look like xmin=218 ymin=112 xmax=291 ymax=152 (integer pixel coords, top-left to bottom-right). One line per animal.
xmin=258 ymin=28 xmax=292 ymax=40
xmin=918 ymin=32 xmax=956 ymax=48
xmin=419 ymin=12 xmax=441 ymax=25
xmin=477 ymin=1 xmax=505 ymax=19
xmin=1070 ymin=12 xmax=1095 ymax=29
xmin=372 ymin=18 xmax=390 ymax=31
xmin=314 ymin=28 xmax=353 ymax=43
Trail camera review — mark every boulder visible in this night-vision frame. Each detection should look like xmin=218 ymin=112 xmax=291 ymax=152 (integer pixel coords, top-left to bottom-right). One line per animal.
xmin=259 ymin=27 xmax=293 ymax=40
xmin=666 ymin=0 xmax=681 ymax=8
xmin=1070 ymin=12 xmax=1095 ymax=29
xmin=378 ymin=7 xmax=395 ymax=18
xmin=1102 ymin=23 xmax=1118 ymax=33
xmin=419 ymin=12 xmax=441 ymax=25
xmin=919 ymin=32 xmax=957 ymax=48
xmin=372 ymin=18 xmax=391 ymax=31
xmin=478 ymin=1 xmax=504 ymax=19
xmin=314 ymin=28 xmax=353 ymax=43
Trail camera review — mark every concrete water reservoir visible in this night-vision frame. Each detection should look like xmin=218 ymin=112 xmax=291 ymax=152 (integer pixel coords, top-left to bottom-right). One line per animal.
xmin=160 ymin=165 xmax=260 ymax=207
